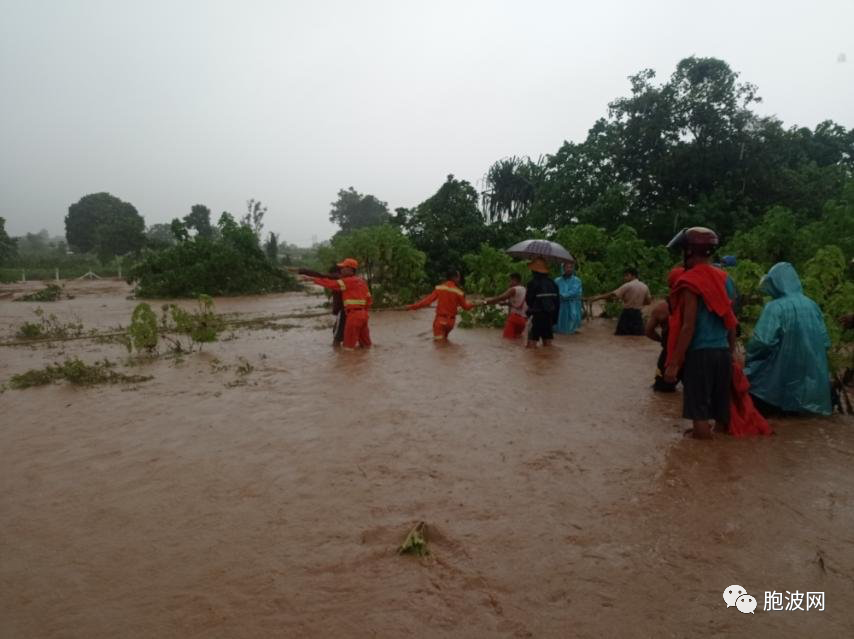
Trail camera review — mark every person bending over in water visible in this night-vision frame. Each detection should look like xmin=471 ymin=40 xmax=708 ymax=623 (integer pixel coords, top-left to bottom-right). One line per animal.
xmin=645 ymin=266 xmax=685 ymax=392
xmin=745 ymin=262 xmax=832 ymax=416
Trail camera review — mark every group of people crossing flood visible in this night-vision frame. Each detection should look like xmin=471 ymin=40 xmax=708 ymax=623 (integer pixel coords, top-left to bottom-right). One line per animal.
xmin=299 ymin=226 xmax=836 ymax=438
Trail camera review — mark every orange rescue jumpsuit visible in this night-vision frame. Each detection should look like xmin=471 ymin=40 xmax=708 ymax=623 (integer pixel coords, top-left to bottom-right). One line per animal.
xmin=408 ymin=281 xmax=474 ymax=340
xmin=311 ymin=276 xmax=372 ymax=348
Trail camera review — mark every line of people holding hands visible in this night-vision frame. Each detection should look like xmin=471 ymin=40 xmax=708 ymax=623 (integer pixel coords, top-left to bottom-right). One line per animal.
xmin=299 ymin=226 xmax=835 ymax=438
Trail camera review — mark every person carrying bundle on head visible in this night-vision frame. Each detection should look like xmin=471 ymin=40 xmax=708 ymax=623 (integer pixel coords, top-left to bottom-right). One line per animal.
xmin=407 ymin=269 xmax=477 ymax=341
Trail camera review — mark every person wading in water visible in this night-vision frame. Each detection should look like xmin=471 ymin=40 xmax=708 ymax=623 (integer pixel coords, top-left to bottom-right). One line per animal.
xmin=586 ymin=267 xmax=651 ymax=335
xmin=482 ymin=272 xmax=528 ymax=340
xmin=663 ymin=227 xmax=738 ymax=439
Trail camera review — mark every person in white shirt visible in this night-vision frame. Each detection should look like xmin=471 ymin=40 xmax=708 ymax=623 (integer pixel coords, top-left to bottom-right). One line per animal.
xmin=483 ymin=272 xmax=528 ymax=339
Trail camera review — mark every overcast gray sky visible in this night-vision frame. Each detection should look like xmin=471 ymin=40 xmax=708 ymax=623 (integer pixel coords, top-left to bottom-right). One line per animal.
xmin=1 ymin=0 xmax=852 ymax=245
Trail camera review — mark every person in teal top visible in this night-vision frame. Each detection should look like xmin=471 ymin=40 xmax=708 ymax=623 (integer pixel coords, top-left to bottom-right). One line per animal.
xmin=554 ymin=260 xmax=582 ymax=334
xmin=690 ymin=276 xmax=737 ymax=350
xmin=745 ymin=262 xmax=832 ymax=416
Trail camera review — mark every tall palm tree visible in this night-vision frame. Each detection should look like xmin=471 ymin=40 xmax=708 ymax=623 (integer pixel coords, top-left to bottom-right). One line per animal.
xmin=481 ymin=156 xmax=545 ymax=224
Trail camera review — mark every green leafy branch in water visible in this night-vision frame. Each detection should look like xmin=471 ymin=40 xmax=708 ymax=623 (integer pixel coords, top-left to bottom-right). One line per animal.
xmin=459 ymin=304 xmax=507 ymax=329
xmin=16 ymin=308 xmax=85 ymax=340
xmin=158 ymin=295 xmax=225 ymax=353
xmin=398 ymin=521 xmax=429 ymax=557
xmin=8 ymin=357 xmax=152 ymax=389
xmin=127 ymin=303 xmax=159 ymax=354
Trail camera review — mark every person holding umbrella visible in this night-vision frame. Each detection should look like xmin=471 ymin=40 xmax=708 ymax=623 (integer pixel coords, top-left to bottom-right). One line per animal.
xmin=504 ymin=239 xmax=573 ymax=348
xmin=525 ymin=258 xmax=560 ymax=347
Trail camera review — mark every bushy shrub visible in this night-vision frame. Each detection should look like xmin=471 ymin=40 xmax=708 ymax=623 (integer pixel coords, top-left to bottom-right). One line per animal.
xmin=462 ymin=244 xmax=528 ymax=296
xmin=727 ymin=259 xmax=766 ymax=335
xmin=128 ymin=303 xmax=159 ymax=353
xmin=129 ymin=213 xmax=297 ymax=298
xmin=315 ymin=225 xmax=426 ymax=306
xmin=16 ymin=284 xmax=64 ymax=302
xmin=459 ymin=305 xmax=507 ymax=329
xmin=554 ymin=223 xmax=673 ymax=296
xmin=159 ymin=295 xmax=225 ymax=352
xmin=801 ymin=247 xmax=854 ymax=374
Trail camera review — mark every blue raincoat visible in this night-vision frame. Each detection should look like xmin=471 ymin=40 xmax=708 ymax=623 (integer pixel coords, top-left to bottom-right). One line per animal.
xmin=744 ymin=262 xmax=832 ymax=415
xmin=554 ymin=274 xmax=583 ymax=334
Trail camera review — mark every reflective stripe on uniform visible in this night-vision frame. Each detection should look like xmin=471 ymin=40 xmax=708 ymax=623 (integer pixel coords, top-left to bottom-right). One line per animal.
xmin=435 ymin=285 xmax=464 ymax=296
xmin=536 ymin=293 xmax=557 ymax=297
xmin=343 ymin=299 xmax=366 ymax=306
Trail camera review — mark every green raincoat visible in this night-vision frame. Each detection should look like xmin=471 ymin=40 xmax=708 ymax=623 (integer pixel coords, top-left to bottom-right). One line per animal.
xmin=744 ymin=262 xmax=832 ymax=415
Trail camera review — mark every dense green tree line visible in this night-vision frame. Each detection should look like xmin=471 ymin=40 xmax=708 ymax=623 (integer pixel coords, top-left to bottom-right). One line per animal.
xmin=2 ymin=54 xmax=850 ymax=366
xmin=326 ymin=57 xmax=851 ymax=286
xmin=320 ymin=56 xmax=852 ymax=370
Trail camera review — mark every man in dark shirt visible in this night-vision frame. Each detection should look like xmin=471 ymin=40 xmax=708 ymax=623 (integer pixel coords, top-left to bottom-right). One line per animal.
xmin=525 ymin=258 xmax=560 ymax=348
xmin=298 ymin=263 xmax=345 ymax=346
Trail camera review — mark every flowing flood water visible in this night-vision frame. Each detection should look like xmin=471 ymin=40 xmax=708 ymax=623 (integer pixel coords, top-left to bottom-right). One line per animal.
xmin=2 ymin=281 xmax=853 ymax=637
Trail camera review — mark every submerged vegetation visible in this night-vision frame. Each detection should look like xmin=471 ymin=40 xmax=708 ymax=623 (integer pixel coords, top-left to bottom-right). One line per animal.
xmin=16 ymin=308 xmax=85 ymax=340
xmin=9 ymin=357 xmax=152 ymax=389
xmin=127 ymin=303 xmax=159 ymax=353
xmin=15 ymin=284 xmax=65 ymax=302
xmin=124 ymin=296 xmax=225 ymax=355
xmin=398 ymin=521 xmax=429 ymax=557
xmin=158 ymin=295 xmax=224 ymax=353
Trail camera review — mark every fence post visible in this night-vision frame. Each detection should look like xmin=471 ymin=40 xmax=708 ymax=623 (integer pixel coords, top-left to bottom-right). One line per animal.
xmin=55 ymin=268 xmax=60 ymax=282
xmin=21 ymin=269 xmax=25 ymax=282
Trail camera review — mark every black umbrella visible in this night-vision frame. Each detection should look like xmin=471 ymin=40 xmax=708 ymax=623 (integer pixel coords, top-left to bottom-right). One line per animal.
xmin=506 ymin=239 xmax=574 ymax=263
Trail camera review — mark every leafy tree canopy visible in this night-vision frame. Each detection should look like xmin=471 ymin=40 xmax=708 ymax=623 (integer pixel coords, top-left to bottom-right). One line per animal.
xmin=316 ymin=225 xmax=426 ymax=306
xmin=65 ymin=192 xmax=145 ymax=260
xmin=402 ymin=174 xmax=487 ymax=282
xmin=329 ymin=187 xmax=391 ymax=233
xmin=129 ymin=212 xmax=296 ymax=298
xmin=0 ymin=217 xmax=18 ymax=264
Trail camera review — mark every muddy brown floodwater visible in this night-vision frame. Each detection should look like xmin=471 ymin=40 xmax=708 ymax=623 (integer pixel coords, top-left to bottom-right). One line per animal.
xmin=1 ymin=281 xmax=853 ymax=638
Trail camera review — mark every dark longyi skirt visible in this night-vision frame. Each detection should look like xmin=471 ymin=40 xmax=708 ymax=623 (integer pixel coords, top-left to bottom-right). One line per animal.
xmin=333 ymin=310 xmax=346 ymax=344
xmin=615 ymin=308 xmax=644 ymax=335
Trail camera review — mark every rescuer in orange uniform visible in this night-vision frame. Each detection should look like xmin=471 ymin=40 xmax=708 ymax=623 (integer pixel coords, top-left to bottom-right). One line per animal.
xmin=407 ymin=269 xmax=478 ymax=340
xmin=305 ymin=258 xmax=372 ymax=349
